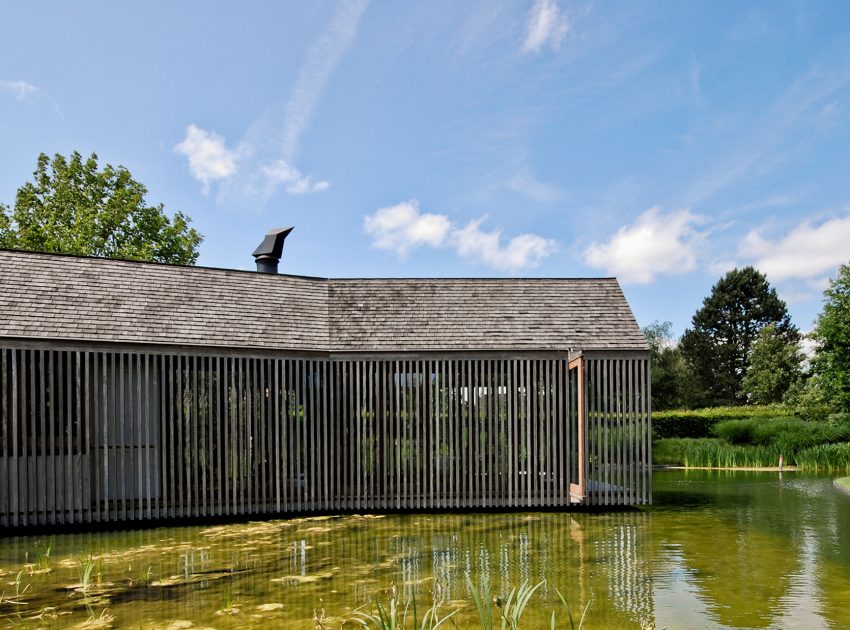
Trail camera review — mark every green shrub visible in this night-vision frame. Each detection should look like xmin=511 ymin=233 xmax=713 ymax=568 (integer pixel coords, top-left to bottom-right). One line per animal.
xmin=712 ymin=417 xmax=850 ymax=453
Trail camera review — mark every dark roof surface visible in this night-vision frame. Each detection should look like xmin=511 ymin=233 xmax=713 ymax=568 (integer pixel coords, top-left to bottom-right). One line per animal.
xmin=0 ymin=250 xmax=648 ymax=353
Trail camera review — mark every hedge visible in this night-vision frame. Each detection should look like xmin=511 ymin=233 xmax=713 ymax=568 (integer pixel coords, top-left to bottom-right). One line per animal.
xmin=652 ymin=405 xmax=794 ymax=439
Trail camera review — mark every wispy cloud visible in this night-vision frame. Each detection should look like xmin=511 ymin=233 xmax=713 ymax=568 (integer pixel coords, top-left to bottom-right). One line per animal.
xmin=682 ymin=67 xmax=850 ymax=207
xmin=177 ymin=0 xmax=370 ymax=199
xmin=522 ymin=0 xmax=568 ymax=54
xmin=740 ymin=213 xmax=850 ymax=282
xmin=262 ymin=160 xmax=330 ymax=195
xmin=363 ymin=199 xmax=556 ymax=272
xmin=1 ymin=80 xmax=40 ymax=101
xmin=584 ymin=207 xmax=706 ymax=283
xmin=174 ymin=125 xmax=242 ymax=194
xmin=505 ymin=169 xmax=562 ymax=203
xmin=279 ymin=0 xmax=370 ymax=164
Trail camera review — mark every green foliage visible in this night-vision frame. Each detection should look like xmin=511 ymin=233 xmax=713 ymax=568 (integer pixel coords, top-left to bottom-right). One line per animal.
xmin=0 ymin=151 xmax=202 ymax=264
xmin=680 ymin=267 xmax=798 ymax=407
xmin=811 ymin=261 xmax=850 ymax=413
xmin=795 ymin=443 xmax=850 ymax=473
xmin=652 ymin=405 xmax=790 ymax=439
xmin=642 ymin=321 xmax=699 ymax=410
xmin=741 ymin=323 xmax=804 ymax=404
xmin=712 ymin=417 xmax=850 ymax=453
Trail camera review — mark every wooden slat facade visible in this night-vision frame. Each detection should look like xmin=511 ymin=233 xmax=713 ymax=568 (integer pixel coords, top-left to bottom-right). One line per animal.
xmin=0 ymin=345 xmax=651 ymax=528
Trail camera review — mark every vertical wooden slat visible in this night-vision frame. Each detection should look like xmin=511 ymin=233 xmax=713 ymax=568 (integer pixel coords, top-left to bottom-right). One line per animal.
xmin=35 ymin=350 xmax=45 ymax=524
xmin=1 ymin=349 xmax=7 ymax=528
xmin=76 ymin=351 xmax=88 ymax=523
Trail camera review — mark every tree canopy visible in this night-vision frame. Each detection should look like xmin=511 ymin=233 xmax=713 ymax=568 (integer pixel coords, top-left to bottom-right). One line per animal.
xmin=0 ymin=152 xmax=202 ymax=264
xmin=643 ymin=320 xmax=699 ymax=410
xmin=811 ymin=261 xmax=850 ymax=413
xmin=741 ymin=323 xmax=803 ymax=404
xmin=680 ymin=267 xmax=798 ymax=406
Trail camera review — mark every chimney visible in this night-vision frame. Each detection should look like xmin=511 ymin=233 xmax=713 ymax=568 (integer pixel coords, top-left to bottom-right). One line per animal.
xmin=252 ymin=227 xmax=293 ymax=273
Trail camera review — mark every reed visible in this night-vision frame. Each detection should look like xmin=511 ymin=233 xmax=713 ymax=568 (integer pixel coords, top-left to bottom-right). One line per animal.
xmin=795 ymin=443 xmax=850 ymax=473
xmin=653 ymin=438 xmax=782 ymax=468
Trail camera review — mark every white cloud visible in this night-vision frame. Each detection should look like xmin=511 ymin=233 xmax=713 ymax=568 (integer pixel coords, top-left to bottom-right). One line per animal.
xmin=364 ymin=200 xmax=451 ymax=256
xmin=1 ymin=80 xmax=40 ymax=100
xmin=174 ymin=124 xmax=241 ymax=194
xmin=584 ymin=207 xmax=705 ymax=283
xmin=452 ymin=218 xmax=556 ymax=271
xmin=363 ymin=201 xmax=556 ymax=271
xmin=262 ymin=160 xmax=330 ymax=195
xmin=740 ymin=214 xmax=850 ymax=282
xmin=522 ymin=0 xmax=568 ymax=54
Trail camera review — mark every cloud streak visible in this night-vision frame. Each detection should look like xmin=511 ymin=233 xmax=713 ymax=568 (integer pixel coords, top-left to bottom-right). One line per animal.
xmin=176 ymin=0 xmax=369 ymax=199
xmin=522 ymin=0 xmax=568 ymax=54
xmin=1 ymin=80 xmax=40 ymax=101
xmin=363 ymin=200 xmax=556 ymax=272
xmin=280 ymin=0 xmax=370 ymax=163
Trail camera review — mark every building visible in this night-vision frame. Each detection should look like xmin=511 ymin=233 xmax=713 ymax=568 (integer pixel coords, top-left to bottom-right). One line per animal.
xmin=0 ymin=231 xmax=651 ymax=528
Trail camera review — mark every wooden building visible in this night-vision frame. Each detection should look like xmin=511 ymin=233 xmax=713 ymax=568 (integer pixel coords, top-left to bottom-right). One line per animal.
xmin=0 ymin=239 xmax=650 ymax=529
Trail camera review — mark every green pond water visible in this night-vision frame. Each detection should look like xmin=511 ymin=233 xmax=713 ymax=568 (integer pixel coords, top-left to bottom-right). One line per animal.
xmin=1 ymin=470 xmax=849 ymax=629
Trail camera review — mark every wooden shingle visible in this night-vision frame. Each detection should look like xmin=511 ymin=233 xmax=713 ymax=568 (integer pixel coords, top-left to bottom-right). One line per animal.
xmin=0 ymin=250 xmax=648 ymax=352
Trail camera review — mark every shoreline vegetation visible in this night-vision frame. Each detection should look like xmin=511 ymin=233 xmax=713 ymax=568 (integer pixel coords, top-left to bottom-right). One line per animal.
xmin=651 ymin=405 xmax=850 ymax=473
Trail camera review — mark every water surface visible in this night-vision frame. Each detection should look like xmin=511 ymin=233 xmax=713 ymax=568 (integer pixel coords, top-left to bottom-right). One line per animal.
xmin=1 ymin=470 xmax=848 ymax=628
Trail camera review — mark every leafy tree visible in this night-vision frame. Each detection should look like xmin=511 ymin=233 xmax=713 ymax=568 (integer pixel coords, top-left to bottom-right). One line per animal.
xmin=740 ymin=323 xmax=803 ymax=404
xmin=680 ymin=267 xmax=798 ymax=406
xmin=0 ymin=152 xmax=202 ymax=264
xmin=643 ymin=320 xmax=700 ymax=410
xmin=811 ymin=261 xmax=850 ymax=412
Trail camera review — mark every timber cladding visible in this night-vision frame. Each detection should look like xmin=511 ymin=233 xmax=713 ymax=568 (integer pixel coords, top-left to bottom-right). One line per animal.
xmin=0 ymin=347 xmax=651 ymax=527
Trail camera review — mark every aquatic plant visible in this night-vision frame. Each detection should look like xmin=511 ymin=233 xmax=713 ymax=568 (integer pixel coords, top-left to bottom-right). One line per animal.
xmin=77 ymin=555 xmax=103 ymax=593
xmin=348 ymin=584 xmax=460 ymax=630
xmin=653 ymin=438 xmax=781 ymax=468
xmin=795 ymin=443 xmax=850 ymax=473
xmin=25 ymin=540 xmax=52 ymax=573
xmin=467 ymin=575 xmax=542 ymax=630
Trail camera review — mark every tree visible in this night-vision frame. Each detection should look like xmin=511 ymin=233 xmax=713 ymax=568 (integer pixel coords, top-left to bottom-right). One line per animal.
xmin=811 ymin=261 xmax=850 ymax=413
xmin=740 ymin=323 xmax=803 ymax=404
xmin=643 ymin=320 xmax=700 ymax=409
xmin=0 ymin=152 xmax=202 ymax=264
xmin=680 ymin=267 xmax=798 ymax=406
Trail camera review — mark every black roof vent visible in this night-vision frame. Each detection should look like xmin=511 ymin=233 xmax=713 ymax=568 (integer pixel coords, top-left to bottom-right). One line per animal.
xmin=252 ymin=227 xmax=293 ymax=274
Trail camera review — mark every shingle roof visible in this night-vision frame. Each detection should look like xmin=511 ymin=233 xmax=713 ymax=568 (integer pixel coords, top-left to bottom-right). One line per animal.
xmin=0 ymin=250 xmax=647 ymax=353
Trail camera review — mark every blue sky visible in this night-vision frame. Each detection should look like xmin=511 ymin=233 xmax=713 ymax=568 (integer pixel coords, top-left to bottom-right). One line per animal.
xmin=2 ymin=1 xmax=850 ymax=337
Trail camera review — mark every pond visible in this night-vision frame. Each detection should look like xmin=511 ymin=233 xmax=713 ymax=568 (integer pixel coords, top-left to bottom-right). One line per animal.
xmin=1 ymin=470 xmax=849 ymax=629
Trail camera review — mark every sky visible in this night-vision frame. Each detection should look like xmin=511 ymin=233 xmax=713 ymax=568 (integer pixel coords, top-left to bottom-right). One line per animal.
xmin=2 ymin=1 xmax=850 ymax=337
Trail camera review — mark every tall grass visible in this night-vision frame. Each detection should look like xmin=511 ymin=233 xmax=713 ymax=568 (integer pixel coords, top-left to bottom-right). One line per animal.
xmin=655 ymin=438 xmax=850 ymax=471
xmin=653 ymin=438 xmax=782 ymax=468
xmin=795 ymin=443 xmax=850 ymax=473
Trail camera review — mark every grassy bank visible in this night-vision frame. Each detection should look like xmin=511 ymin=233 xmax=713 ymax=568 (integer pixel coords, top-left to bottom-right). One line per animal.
xmin=836 ymin=477 xmax=850 ymax=494
xmin=653 ymin=407 xmax=850 ymax=472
